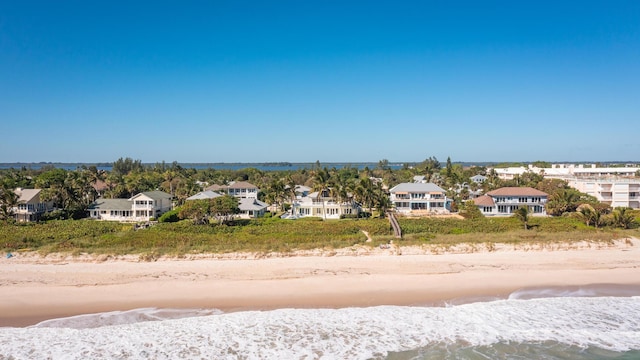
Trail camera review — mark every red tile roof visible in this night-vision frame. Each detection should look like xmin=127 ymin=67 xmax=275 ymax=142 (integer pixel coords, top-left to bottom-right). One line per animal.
xmin=472 ymin=195 xmax=495 ymax=206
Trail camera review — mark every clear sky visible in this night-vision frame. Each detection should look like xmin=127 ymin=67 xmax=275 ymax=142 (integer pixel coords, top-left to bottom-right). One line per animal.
xmin=1 ymin=1 xmax=639 ymax=163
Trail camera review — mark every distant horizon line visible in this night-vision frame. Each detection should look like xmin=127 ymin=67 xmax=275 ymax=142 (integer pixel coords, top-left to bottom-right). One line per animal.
xmin=1 ymin=160 xmax=639 ymax=165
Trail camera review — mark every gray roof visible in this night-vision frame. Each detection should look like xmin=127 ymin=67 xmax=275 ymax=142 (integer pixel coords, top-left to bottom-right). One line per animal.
xmin=14 ymin=188 xmax=41 ymax=203
xmin=131 ymin=191 xmax=172 ymax=201
xmin=186 ymin=190 xmax=222 ymax=200
xmin=88 ymin=198 xmax=132 ymax=211
xmin=143 ymin=190 xmax=173 ymax=200
xmin=239 ymin=198 xmax=268 ymax=211
xmin=227 ymin=181 xmax=258 ymax=189
xmin=389 ymin=183 xmax=446 ymax=193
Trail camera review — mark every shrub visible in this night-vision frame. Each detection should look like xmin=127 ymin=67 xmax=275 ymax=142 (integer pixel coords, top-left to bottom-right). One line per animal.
xmin=159 ymin=209 xmax=180 ymax=223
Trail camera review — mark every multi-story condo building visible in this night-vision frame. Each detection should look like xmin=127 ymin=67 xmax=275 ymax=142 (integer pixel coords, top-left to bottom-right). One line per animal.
xmin=566 ymin=177 xmax=640 ymax=209
xmin=472 ymin=187 xmax=548 ymax=216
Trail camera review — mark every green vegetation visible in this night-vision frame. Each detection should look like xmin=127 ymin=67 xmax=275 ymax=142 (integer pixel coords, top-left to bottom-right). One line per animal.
xmin=1 ymin=215 xmax=636 ymax=258
xmin=1 ymin=156 xmax=639 ymax=258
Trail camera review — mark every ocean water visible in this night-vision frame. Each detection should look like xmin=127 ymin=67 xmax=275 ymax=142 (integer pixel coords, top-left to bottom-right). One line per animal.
xmin=1 ymin=293 xmax=639 ymax=359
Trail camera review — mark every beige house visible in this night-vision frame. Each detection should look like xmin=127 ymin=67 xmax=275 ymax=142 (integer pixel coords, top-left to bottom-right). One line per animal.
xmin=13 ymin=188 xmax=53 ymax=222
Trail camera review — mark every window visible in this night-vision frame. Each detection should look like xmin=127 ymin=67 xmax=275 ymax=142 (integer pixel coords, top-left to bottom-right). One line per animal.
xmin=483 ymin=207 xmax=492 ymax=213
xmin=518 ymin=197 xmax=527 ymax=203
xmin=498 ymin=205 xmax=508 ymax=213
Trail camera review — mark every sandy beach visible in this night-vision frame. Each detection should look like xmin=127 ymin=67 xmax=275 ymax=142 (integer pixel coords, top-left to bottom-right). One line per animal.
xmin=1 ymin=238 xmax=640 ymax=328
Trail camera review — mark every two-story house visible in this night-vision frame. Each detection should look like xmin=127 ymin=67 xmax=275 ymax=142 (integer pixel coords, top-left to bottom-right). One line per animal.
xmin=185 ymin=189 xmax=268 ymax=218
xmin=206 ymin=181 xmax=259 ymax=199
xmin=389 ymin=183 xmax=450 ymax=214
xmin=13 ymin=188 xmax=53 ymax=222
xmin=290 ymin=189 xmax=361 ymax=219
xmin=88 ymin=190 xmax=173 ymax=222
xmin=472 ymin=187 xmax=548 ymax=216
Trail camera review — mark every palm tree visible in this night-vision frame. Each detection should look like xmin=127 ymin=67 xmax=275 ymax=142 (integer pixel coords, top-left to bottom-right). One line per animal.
xmin=513 ymin=206 xmax=530 ymax=230
xmin=0 ymin=185 xmax=19 ymax=222
xmin=613 ymin=207 xmax=636 ymax=229
xmin=578 ymin=204 xmax=601 ymax=228
xmin=312 ymin=167 xmax=331 ymax=220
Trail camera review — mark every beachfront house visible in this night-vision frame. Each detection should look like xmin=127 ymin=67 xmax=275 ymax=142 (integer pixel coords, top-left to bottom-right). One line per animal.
xmin=389 ymin=182 xmax=450 ymax=214
xmin=289 ymin=189 xmax=361 ymax=219
xmin=12 ymin=188 xmax=54 ymax=222
xmin=238 ymin=198 xmax=269 ymax=219
xmin=88 ymin=190 xmax=173 ymax=222
xmin=185 ymin=190 xmax=268 ymax=218
xmin=472 ymin=187 xmax=548 ymax=216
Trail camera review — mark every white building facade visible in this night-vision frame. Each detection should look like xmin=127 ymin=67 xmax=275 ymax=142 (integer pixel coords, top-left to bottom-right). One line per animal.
xmin=472 ymin=187 xmax=548 ymax=216
xmin=389 ymin=183 xmax=450 ymax=214
xmin=88 ymin=191 xmax=173 ymax=222
xmin=566 ymin=178 xmax=640 ymax=209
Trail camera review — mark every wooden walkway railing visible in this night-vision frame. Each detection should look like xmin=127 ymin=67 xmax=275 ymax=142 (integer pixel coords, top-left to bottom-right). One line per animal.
xmin=387 ymin=212 xmax=402 ymax=238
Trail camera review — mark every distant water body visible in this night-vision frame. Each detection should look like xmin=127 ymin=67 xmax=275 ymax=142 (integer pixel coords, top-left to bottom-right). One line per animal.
xmin=0 ymin=162 xmax=409 ymax=172
xmin=1 ymin=288 xmax=639 ymax=359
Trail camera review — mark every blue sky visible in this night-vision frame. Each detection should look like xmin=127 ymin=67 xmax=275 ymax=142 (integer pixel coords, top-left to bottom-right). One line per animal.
xmin=1 ymin=1 xmax=639 ymax=163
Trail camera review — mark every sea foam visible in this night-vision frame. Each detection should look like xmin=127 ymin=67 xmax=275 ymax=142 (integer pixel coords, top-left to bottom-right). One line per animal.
xmin=1 ymin=296 xmax=639 ymax=359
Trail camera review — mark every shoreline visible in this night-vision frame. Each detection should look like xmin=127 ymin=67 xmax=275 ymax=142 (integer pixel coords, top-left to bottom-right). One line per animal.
xmin=1 ymin=238 xmax=640 ymax=328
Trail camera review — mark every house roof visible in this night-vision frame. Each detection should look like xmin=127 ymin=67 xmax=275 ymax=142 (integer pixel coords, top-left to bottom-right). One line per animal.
xmin=186 ymin=190 xmax=222 ymax=200
xmin=205 ymin=181 xmax=259 ymax=191
xmin=294 ymin=185 xmax=311 ymax=193
xmin=14 ymin=188 xmax=41 ymax=203
xmin=472 ymin=195 xmax=495 ymax=206
xmin=88 ymin=198 xmax=132 ymax=211
xmin=389 ymin=183 xmax=445 ymax=193
xmin=239 ymin=198 xmax=268 ymax=211
xmin=471 ymin=175 xmax=487 ymax=180
xmin=131 ymin=191 xmax=172 ymax=201
xmin=92 ymin=180 xmax=109 ymax=192
xmin=205 ymin=184 xmax=226 ymax=191
xmin=413 ymin=175 xmax=426 ymax=182
xmin=486 ymin=187 xmax=548 ymax=197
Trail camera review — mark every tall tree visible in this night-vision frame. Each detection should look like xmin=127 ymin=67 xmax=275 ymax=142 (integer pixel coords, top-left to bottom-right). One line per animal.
xmin=0 ymin=185 xmax=18 ymax=222
xmin=312 ymin=167 xmax=331 ymax=220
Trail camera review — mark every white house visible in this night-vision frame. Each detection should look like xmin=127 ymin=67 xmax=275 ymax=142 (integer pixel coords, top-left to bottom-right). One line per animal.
xmin=88 ymin=191 xmax=173 ymax=222
xmin=566 ymin=177 xmax=640 ymax=209
xmin=289 ymin=189 xmax=360 ymax=219
xmin=389 ymin=183 xmax=450 ymax=214
xmin=206 ymin=181 xmax=259 ymax=199
xmin=185 ymin=190 xmax=268 ymax=218
xmin=472 ymin=187 xmax=548 ymax=216
xmin=470 ymin=174 xmax=487 ymax=184
xmin=238 ymin=198 xmax=269 ymax=219
xmin=12 ymin=188 xmax=53 ymax=222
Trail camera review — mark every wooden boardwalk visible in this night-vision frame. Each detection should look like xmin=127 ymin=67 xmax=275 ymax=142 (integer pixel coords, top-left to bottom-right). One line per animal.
xmin=387 ymin=212 xmax=402 ymax=238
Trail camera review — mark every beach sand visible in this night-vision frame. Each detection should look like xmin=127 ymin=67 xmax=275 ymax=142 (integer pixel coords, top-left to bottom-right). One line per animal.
xmin=1 ymin=238 xmax=640 ymax=327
